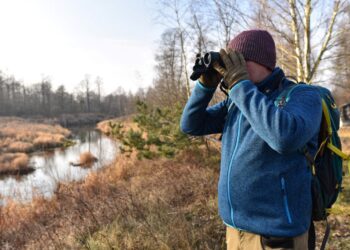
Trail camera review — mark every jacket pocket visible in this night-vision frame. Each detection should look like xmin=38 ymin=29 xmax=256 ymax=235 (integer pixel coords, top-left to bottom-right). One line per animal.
xmin=280 ymin=177 xmax=293 ymax=224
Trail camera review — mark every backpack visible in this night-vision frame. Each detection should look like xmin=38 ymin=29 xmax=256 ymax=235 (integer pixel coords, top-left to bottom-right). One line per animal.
xmin=275 ymin=82 xmax=350 ymax=250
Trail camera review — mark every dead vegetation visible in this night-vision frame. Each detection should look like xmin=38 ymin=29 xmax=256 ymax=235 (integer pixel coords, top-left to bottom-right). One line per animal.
xmin=0 ymin=117 xmax=71 ymax=175
xmin=1 ymin=141 xmax=348 ymax=249
xmin=70 ymin=152 xmax=98 ymax=168
xmin=0 ymin=153 xmax=34 ymax=175
xmin=339 ymin=127 xmax=350 ymax=154
xmin=0 ymin=146 xmax=224 ymax=249
xmin=0 ymin=122 xmax=349 ymax=249
xmin=0 ymin=117 xmax=70 ymax=153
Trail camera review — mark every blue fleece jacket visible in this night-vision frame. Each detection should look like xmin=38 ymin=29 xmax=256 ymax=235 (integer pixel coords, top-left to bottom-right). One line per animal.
xmin=180 ymin=68 xmax=322 ymax=237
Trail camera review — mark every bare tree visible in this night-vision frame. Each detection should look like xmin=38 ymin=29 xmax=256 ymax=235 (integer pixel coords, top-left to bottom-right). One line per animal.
xmin=157 ymin=0 xmax=192 ymax=100
xmin=40 ymin=79 xmax=52 ymax=116
xmin=253 ymin=0 xmax=346 ymax=83
xmin=0 ymin=72 xmax=135 ymax=117
xmin=56 ymin=85 xmax=66 ymax=113
xmin=150 ymin=29 xmax=187 ymax=107
xmin=186 ymin=2 xmax=217 ymax=55
xmin=331 ymin=2 xmax=350 ymax=105
xmin=207 ymin=0 xmax=250 ymax=47
xmin=95 ymin=76 xmax=103 ymax=111
xmin=80 ymin=75 xmax=91 ymax=112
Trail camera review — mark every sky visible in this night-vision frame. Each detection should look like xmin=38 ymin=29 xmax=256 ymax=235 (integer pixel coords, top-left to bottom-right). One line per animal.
xmin=0 ymin=0 xmax=163 ymax=94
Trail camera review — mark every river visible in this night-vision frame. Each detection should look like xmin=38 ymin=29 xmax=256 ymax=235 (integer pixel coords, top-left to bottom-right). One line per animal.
xmin=0 ymin=128 xmax=119 ymax=205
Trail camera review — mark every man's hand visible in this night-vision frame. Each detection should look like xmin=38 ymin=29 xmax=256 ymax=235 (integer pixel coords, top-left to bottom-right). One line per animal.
xmin=213 ymin=49 xmax=249 ymax=89
xmin=199 ymin=62 xmax=223 ymax=88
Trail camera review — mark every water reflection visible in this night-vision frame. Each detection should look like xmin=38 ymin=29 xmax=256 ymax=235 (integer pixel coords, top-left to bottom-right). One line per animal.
xmin=0 ymin=129 xmax=118 ymax=204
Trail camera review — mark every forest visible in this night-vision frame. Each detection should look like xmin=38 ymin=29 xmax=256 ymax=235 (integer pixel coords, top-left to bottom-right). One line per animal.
xmin=0 ymin=74 xmax=135 ymax=117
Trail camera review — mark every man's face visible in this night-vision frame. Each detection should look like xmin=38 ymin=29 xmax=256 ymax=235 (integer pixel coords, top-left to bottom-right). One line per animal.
xmin=246 ymin=61 xmax=272 ymax=84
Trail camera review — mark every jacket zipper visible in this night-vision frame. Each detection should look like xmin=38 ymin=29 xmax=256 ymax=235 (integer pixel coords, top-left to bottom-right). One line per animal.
xmin=281 ymin=177 xmax=293 ymax=224
xmin=227 ymin=112 xmax=243 ymax=227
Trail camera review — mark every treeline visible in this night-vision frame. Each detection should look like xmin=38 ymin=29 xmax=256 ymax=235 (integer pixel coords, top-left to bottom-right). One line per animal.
xmin=1 ymin=0 xmax=349 ymax=118
xmin=0 ymin=74 xmax=135 ymax=117
xmin=139 ymin=0 xmax=350 ymax=110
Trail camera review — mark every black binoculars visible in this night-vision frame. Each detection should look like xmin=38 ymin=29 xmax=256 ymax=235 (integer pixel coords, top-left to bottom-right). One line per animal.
xmin=190 ymin=52 xmax=225 ymax=81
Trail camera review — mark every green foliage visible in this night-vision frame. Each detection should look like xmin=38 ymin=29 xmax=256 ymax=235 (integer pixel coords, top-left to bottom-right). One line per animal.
xmin=109 ymin=101 xmax=198 ymax=159
xmin=62 ymin=139 xmax=76 ymax=148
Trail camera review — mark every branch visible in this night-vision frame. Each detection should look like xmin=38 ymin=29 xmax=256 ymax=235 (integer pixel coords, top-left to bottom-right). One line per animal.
xmin=270 ymin=0 xmax=291 ymax=16
xmin=288 ymin=0 xmax=305 ymax=81
xmin=330 ymin=82 xmax=350 ymax=90
xmin=277 ymin=43 xmax=294 ymax=56
xmin=304 ymin=0 xmax=312 ymax=82
xmin=309 ymin=0 xmax=341 ymax=82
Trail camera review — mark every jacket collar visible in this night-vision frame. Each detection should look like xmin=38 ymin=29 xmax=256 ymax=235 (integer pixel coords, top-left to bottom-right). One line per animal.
xmin=256 ymin=67 xmax=285 ymax=94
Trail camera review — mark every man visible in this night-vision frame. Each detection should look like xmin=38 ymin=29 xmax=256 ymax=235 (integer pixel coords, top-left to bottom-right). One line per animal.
xmin=180 ymin=30 xmax=322 ymax=249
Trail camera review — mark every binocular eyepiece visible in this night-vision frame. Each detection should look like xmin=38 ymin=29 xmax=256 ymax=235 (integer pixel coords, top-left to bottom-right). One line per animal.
xmin=190 ymin=51 xmax=225 ymax=81
xmin=203 ymin=52 xmax=224 ymax=69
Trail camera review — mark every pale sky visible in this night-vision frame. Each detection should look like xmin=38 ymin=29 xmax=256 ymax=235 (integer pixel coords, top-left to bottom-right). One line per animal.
xmin=0 ymin=0 xmax=162 ymax=94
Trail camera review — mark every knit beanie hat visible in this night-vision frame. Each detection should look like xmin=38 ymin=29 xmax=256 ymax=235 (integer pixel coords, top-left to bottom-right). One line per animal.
xmin=228 ymin=29 xmax=276 ymax=70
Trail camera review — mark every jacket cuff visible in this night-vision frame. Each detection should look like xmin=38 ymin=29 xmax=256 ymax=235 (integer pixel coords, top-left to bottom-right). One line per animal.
xmin=196 ymin=81 xmax=217 ymax=93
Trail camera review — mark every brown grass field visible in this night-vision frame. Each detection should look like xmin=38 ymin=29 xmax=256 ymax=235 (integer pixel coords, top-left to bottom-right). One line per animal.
xmin=0 ymin=121 xmax=349 ymax=249
xmin=0 ymin=117 xmax=71 ymax=175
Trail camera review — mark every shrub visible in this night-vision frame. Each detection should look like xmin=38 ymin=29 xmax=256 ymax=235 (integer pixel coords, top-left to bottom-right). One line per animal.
xmin=109 ymin=101 xmax=200 ymax=159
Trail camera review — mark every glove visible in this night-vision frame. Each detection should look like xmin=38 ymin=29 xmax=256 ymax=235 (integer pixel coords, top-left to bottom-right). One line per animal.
xmin=213 ymin=49 xmax=249 ymax=89
xmin=199 ymin=62 xmax=222 ymax=88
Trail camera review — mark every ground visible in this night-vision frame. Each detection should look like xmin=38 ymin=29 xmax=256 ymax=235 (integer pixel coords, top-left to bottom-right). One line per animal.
xmin=0 ymin=120 xmax=349 ymax=249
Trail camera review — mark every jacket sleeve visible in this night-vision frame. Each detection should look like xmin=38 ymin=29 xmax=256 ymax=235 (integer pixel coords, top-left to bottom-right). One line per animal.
xmin=229 ymin=80 xmax=322 ymax=154
xmin=180 ymin=82 xmax=227 ymax=136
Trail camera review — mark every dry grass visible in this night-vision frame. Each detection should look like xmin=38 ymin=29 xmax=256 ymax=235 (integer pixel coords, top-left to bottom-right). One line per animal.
xmin=0 ymin=117 xmax=70 ymax=154
xmin=0 ymin=122 xmax=349 ymax=249
xmin=11 ymin=154 xmax=29 ymax=169
xmin=1 ymin=141 xmax=348 ymax=249
xmin=0 ymin=153 xmax=28 ymax=170
xmin=70 ymin=152 xmax=98 ymax=168
xmin=340 ymin=127 xmax=350 ymax=154
xmin=79 ymin=152 xmax=98 ymax=166
xmin=7 ymin=141 xmax=33 ymax=153
xmin=0 ymin=153 xmax=32 ymax=175
xmin=339 ymin=127 xmax=350 ymax=138
xmin=0 ymin=145 xmax=225 ymax=249
xmin=0 ymin=117 xmax=71 ymax=175
xmin=33 ymin=133 xmax=65 ymax=148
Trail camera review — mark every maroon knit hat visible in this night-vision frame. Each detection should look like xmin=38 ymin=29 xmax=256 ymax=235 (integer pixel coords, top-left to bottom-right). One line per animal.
xmin=228 ymin=29 xmax=276 ymax=70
